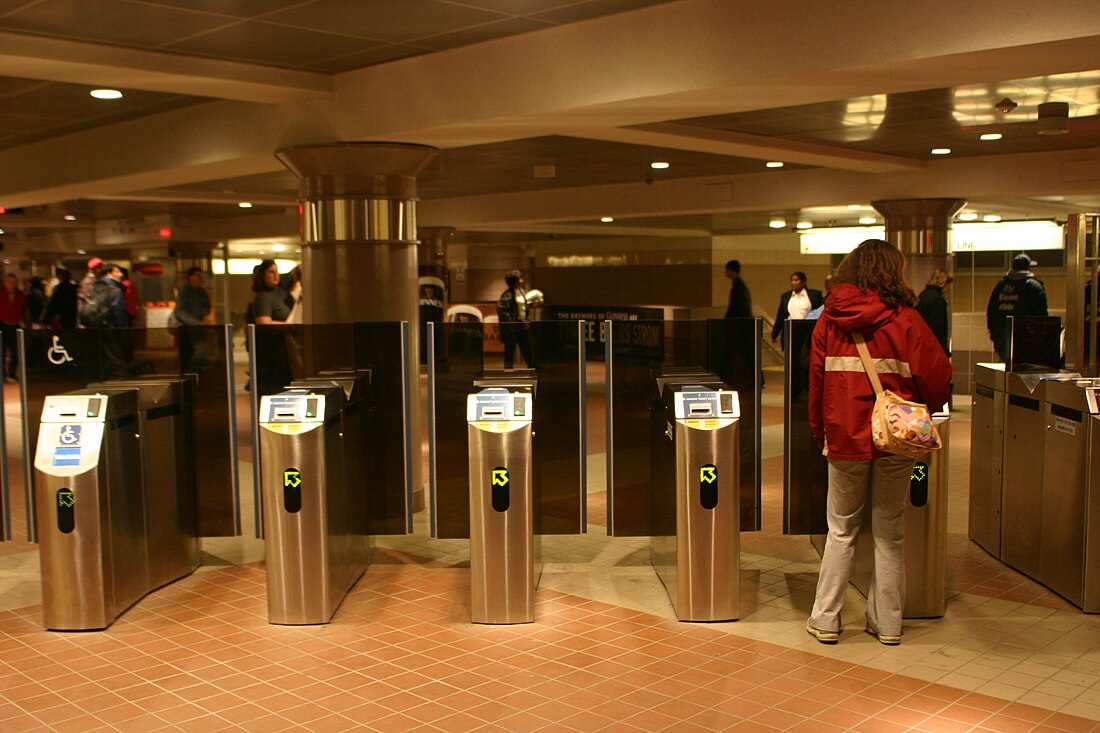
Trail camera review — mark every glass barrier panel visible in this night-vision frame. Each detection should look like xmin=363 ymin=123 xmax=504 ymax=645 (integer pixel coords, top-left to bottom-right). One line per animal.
xmin=1008 ymin=316 xmax=1063 ymax=372
xmin=782 ymin=319 xmax=829 ymax=535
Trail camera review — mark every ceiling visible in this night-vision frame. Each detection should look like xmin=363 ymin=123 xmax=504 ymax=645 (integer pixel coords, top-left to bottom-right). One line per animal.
xmin=0 ymin=0 xmax=1099 ymax=252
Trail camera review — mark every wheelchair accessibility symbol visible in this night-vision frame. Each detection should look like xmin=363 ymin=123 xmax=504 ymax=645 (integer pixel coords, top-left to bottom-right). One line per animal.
xmin=47 ymin=335 xmax=74 ymax=365
xmin=58 ymin=425 xmax=81 ymax=446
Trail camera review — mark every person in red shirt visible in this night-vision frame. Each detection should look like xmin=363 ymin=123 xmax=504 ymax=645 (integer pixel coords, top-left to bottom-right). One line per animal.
xmin=0 ymin=273 xmax=29 ymax=383
xmin=806 ymin=239 xmax=951 ymax=646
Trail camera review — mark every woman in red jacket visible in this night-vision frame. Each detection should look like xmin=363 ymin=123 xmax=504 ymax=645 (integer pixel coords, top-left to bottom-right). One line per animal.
xmin=806 ymin=239 xmax=951 ymax=646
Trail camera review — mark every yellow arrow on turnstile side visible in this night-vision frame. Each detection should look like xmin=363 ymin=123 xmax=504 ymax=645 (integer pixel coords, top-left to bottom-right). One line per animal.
xmin=700 ymin=466 xmax=717 ymax=483
xmin=492 ymin=468 xmax=509 ymax=486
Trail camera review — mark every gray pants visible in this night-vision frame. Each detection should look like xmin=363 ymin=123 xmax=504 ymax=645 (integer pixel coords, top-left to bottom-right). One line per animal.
xmin=809 ymin=455 xmax=914 ymax=636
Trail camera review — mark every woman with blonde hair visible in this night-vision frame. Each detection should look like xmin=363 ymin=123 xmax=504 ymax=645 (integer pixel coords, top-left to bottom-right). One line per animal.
xmin=917 ymin=268 xmax=954 ymax=355
xmin=806 ymin=239 xmax=951 ymax=645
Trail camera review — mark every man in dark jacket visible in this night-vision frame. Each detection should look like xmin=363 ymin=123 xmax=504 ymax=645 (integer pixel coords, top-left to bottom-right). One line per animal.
xmin=917 ymin=268 xmax=953 ymax=356
xmin=723 ymin=260 xmax=753 ymax=319
xmin=496 ymin=270 xmax=532 ymax=369
xmin=986 ymin=253 xmax=1048 ymax=362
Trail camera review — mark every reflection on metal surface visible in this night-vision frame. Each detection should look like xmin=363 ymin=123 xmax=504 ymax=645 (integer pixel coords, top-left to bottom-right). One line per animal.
xmin=301 ymin=198 xmax=417 ymax=244
xmin=969 ymin=365 xmax=1006 ymax=556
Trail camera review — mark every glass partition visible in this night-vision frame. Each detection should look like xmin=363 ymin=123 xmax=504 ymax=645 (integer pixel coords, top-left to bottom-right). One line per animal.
xmin=782 ymin=319 xmax=829 ymax=535
xmin=428 ymin=321 xmax=586 ymax=539
xmin=19 ymin=326 xmax=239 ymax=542
xmin=249 ymin=322 xmax=410 ymax=536
xmin=606 ymin=318 xmax=761 ymax=536
xmin=1007 ymin=316 xmax=1063 ymax=372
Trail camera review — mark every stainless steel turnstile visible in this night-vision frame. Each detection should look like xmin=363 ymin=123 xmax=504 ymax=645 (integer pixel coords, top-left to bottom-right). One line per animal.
xmin=842 ymin=411 xmax=951 ymax=618
xmin=652 ymin=374 xmax=740 ymax=622
xmin=258 ymin=386 xmax=369 ymax=624
xmin=969 ymin=364 xmax=1006 ymax=557
xmin=89 ymin=377 xmax=200 ymax=591
xmin=34 ymin=390 xmax=145 ymax=630
xmin=467 ymin=383 xmax=539 ymax=624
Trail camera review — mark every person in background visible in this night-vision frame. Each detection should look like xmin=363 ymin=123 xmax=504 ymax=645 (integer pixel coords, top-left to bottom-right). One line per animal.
xmin=99 ymin=264 xmax=130 ymax=327
xmin=174 ymin=267 xmax=211 ymax=326
xmin=723 ymin=260 xmax=753 ymax=319
xmin=986 ymin=253 xmax=1048 ymax=362
xmin=42 ymin=267 xmax=78 ymax=329
xmin=0 ymin=273 xmax=28 ymax=383
xmin=26 ymin=276 xmax=46 ymax=326
xmin=917 ymin=268 xmax=953 ymax=356
xmin=283 ymin=264 xmax=304 ymax=324
xmin=806 ymin=239 xmax=951 ymax=646
xmin=496 ymin=269 xmax=533 ymax=369
xmin=250 ymin=260 xmax=293 ymax=395
xmin=77 ymin=256 xmax=103 ymax=316
xmin=771 ymin=271 xmax=825 ymax=345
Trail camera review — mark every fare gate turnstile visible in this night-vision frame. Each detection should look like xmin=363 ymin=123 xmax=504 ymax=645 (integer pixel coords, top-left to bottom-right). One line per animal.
xmin=259 ymin=385 xmax=369 ymax=624
xmin=970 ymin=364 xmax=1006 ymax=557
xmin=651 ymin=373 xmax=740 ymax=622
xmin=89 ymin=377 xmax=200 ymax=591
xmin=837 ymin=411 xmax=951 ymax=618
xmin=467 ymin=380 xmax=540 ymax=624
xmin=34 ymin=390 xmax=145 ymax=630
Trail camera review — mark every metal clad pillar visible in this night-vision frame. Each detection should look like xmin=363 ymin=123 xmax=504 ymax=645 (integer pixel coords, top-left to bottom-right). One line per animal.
xmin=276 ymin=142 xmax=439 ymax=512
xmin=873 ymin=199 xmax=966 ymax=298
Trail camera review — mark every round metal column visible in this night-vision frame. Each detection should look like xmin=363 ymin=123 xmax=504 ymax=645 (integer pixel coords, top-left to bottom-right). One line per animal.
xmin=277 ymin=142 xmax=439 ymax=514
xmin=872 ymin=199 xmax=966 ymax=293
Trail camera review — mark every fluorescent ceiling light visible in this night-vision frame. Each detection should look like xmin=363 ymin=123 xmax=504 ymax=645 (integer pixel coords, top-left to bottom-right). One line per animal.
xmin=958 ymin=212 xmax=979 ymax=221
xmin=650 ymin=161 xmax=669 ymax=169
xmin=769 ymin=219 xmax=787 ymax=229
xmin=766 ymin=161 xmax=784 ymax=168
xmin=238 ymin=202 xmax=253 ymax=208
xmin=796 ymin=221 xmax=812 ymax=229
xmin=600 ymin=216 xmax=614 ymax=223
xmin=980 ymin=133 xmax=1003 ymax=141
xmin=90 ymin=89 xmax=122 ymax=99
xmin=858 ymin=216 xmax=877 ymax=225
xmin=983 ymin=214 xmax=1002 ymax=222
xmin=931 ymin=148 xmax=952 ymax=155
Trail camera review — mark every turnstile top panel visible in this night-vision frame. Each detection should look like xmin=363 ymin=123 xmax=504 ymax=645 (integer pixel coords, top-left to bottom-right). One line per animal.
xmin=974 ymin=363 xmax=1006 ymax=391
xmin=301 ymin=370 xmax=371 ymax=403
xmin=260 ymin=390 xmax=331 ymax=424
xmin=672 ymin=387 xmax=740 ymax=420
xmin=467 ymin=387 xmax=533 ymax=423
xmin=1041 ymin=378 xmax=1100 ymax=414
xmin=87 ymin=376 xmax=194 ymax=411
xmin=1006 ymin=371 xmax=1079 ymax=399
xmin=41 ymin=390 xmax=137 ymax=423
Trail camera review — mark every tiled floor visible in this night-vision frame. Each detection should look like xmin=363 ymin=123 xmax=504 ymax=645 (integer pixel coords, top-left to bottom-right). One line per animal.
xmin=1 ymin=376 xmax=1099 ymax=731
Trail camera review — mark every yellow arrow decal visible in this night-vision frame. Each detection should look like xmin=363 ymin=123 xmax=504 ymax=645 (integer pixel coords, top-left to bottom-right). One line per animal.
xmin=911 ymin=464 xmax=927 ymax=482
xmin=492 ymin=468 xmax=509 ymax=486
xmin=284 ymin=469 xmax=302 ymax=488
xmin=700 ymin=466 xmax=717 ymax=483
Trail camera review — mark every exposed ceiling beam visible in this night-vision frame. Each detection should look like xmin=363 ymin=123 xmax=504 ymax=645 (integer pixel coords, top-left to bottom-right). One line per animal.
xmin=0 ymin=32 xmax=332 ymax=103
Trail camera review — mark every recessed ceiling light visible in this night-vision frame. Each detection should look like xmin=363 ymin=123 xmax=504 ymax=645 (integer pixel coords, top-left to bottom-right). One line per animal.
xmin=0 ymin=229 xmax=4 ymax=235
xmin=600 ymin=216 xmax=614 ymax=223
xmin=769 ymin=218 xmax=787 ymax=229
xmin=90 ymin=89 xmax=122 ymax=100
xmin=931 ymin=148 xmax=952 ymax=155
xmin=847 ymin=204 xmax=863 ymax=210
xmin=983 ymin=214 xmax=1002 ymax=222
xmin=858 ymin=216 xmax=877 ymax=225
xmin=958 ymin=212 xmax=979 ymax=221
xmin=272 ymin=243 xmax=285 ymax=252
xmin=63 ymin=214 xmax=76 ymax=221
xmin=796 ymin=221 xmax=812 ymax=229
xmin=980 ymin=133 xmax=1003 ymax=141
xmin=650 ymin=161 xmax=669 ymax=169
xmin=766 ymin=161 xmax=784 ymax=168
xmin=77 ymin=249 xmax=86 ymax=254
xmin=238 ymin=202 xmax=253 ymax=208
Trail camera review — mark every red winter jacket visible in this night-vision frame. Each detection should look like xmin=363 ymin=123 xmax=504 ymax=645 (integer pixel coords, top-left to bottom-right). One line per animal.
xmin=809 ymin=283 xmax=952 ymax=461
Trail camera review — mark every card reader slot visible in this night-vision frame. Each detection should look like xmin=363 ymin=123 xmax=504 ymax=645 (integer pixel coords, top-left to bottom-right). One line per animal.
xmin=481 ymin=407 xmax=504 ymax=418
xmin=273 ymin=409 xmax=297 ymax=420
xmin=57 ymin=411 xmax=78 ymax=417
xmin=688 ymin=403 xmax=712 ymax=415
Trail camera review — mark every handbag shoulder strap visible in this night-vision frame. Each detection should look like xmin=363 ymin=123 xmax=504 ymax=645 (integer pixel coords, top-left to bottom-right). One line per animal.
xmin=851 ymin=332 xmax=884 ymax=395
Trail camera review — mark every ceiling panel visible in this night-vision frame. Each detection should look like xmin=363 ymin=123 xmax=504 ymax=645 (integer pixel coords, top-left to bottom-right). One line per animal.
xmin=137 ymin=0 xmax=309 ymax=17
xmin=414 ymin=16 xmax=554 ymax=51
xmin=261 ymin=0 xmax=507 ymax=42
xmin=530 ymin=0 xmax=673 ymax=23
xmin=0 ymin=0 xmax=238 ymax=47
xmin=164 ymin=19 xmax=382 ymax=67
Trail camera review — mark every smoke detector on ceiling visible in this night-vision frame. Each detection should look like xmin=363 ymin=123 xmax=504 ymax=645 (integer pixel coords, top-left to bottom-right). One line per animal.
xmin=994 ymin=97 xmax=1018 ymax=113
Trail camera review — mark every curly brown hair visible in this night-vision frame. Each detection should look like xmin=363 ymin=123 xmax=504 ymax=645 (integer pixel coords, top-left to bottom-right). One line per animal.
xmin=834 ymin=239 xmax=916 ymax=308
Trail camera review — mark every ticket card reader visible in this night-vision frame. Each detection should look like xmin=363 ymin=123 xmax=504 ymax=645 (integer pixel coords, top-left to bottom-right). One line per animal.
xmin=467 ymin=381 xmax=539 ymax=623
xmin=259 ymin=386 xmax=364 ymax=624
xmin=34 ymin=390 xmax=144 ymax=630
xmin=652 ymin=374 xmax=740 ymax=621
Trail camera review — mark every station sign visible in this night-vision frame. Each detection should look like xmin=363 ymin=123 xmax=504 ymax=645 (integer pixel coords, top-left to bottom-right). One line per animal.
xmin=800 ymin=221 xmax=1063 ymax=255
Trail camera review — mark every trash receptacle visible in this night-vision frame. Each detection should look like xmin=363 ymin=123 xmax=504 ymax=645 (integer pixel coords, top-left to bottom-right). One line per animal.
xmin=651 ymin=371 xmax=740 ymax=622
xmin=467 ymin=380 xmax=537 ymax=624
xmin=259 ymin=385 xmax=365 ymax=624
xmin=34 ymin=389 xmax=145 ymax=630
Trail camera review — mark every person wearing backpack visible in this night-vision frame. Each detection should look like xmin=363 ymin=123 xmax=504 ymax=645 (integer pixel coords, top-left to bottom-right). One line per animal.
xmin=805 ymin=239 xmax=951 ymax=646
xmin=79 ymin=264 xmax=127 ymax=328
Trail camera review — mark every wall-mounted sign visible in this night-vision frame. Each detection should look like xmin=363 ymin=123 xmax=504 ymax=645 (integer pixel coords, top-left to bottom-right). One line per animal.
xmin=799 ymin=227 xmax=884 ymax=255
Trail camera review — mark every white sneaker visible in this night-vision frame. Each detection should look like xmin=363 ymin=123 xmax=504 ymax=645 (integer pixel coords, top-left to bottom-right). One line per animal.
xmin=865 ymin=624 xmax=901 ymax=645
xmin=806 ymin=620 xmax=839 ymax=644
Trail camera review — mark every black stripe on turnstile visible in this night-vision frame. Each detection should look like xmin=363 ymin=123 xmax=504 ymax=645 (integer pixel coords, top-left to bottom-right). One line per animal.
xmin=1051 ymin=404 xmax=1083 ymax=422
xmin=1008 ymin=394 xmax=1040 ymax=411
xmin=146 ymin=403 xmax=181 ymax=421
xmin=976 ymin=384 xmax=995 ymax=399
xmin=56 ymin=489 xmax=75 ymax=534
xmin=700 ymin=464 xmax=718 ymax=510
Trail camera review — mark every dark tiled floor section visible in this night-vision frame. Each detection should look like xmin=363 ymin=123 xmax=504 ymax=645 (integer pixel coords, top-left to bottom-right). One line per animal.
xmin=1 ymin=556 xmax=1097 ymax=732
